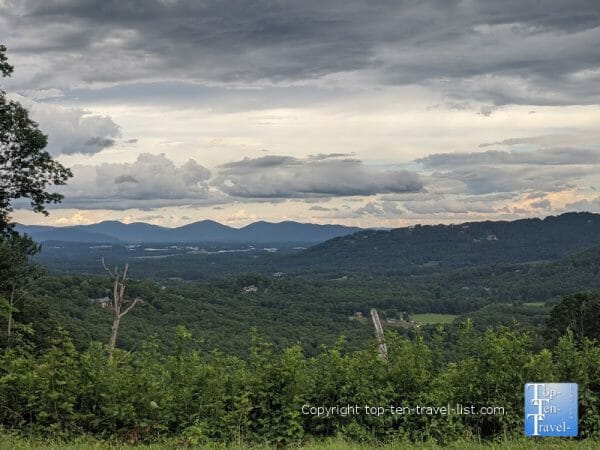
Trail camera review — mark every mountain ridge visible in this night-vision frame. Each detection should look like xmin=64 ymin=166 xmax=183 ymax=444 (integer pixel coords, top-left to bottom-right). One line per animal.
xmin=15 ymin=220 xmax=362 ymax=244
xmin=281 ymin=212 xmax=600 ymax=274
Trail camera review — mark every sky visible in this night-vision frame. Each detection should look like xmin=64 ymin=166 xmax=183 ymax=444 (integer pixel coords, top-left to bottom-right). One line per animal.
xmin=1 ymin=0 xmax=600 ymax=228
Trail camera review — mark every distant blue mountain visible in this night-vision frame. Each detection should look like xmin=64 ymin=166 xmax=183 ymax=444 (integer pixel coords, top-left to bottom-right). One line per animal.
xmin=15 ymin=220 xmax=362 ymax=244
xmin=239 ymin=221 xmax=362 ymax=243
xmin=14 ymin=224 xmax=121 ymax=243
xmin=73 ymin=221 xmax=169 ymax=242
xmin=171 ymin=220 xmax=239 ymax=242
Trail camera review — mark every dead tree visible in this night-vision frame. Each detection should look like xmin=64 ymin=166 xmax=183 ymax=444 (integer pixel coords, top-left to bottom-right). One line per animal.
xmin=102 ymin=257 xmax=142 ymax=358
xmin=370 ymin=308 xmax=388 ymax=359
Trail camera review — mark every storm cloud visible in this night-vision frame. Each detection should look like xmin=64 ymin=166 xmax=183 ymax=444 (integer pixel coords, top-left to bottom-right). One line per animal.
xmin=214 ymin=155 xmax=423 ymax=198
xmin=417 ymin=148 xmax=600 ymax=169
xmin=1 ymin=1 xmax=599 ymax=107
xmin=3 ymin=1 xmax=600 ymax=226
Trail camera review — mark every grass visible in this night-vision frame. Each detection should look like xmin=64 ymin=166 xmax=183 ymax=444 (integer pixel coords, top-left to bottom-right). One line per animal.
xmin=0 ymin=435 xmax=597 ymax=449
xmin=412 ymin=313 xmax=459 ymax=324
xmin=522 ymin=302 xmax=547 ymax=308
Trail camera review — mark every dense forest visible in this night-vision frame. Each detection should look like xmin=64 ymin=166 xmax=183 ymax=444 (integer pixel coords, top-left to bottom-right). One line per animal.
xmin=5 ymin=206 xmax=600 ymax=446
xmin=3 ymin=221 xmax=600 ymax=445
xmin=6 ymin=237 xmax=598 ymax=358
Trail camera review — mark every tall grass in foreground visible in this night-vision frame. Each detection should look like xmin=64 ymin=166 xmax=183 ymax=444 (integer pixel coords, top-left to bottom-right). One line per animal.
xmin=0 ymin=435 xmax=597 ymax=450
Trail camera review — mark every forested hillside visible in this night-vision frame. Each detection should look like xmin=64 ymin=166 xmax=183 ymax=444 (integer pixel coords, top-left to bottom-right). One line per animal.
xmin=288 ymin=212 xmax=600 ymax=275
xmin=9 ymin=243 xmax=600 ymax=359
xmin=29 ymin=212 xmax=600 ymax=281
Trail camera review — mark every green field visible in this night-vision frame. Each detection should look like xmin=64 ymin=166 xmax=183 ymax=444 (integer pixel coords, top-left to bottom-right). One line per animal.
xmin=0 ymin=435 xmax=596 ymax=450
xmin=411 ymin=313 xmax=460 ymax=324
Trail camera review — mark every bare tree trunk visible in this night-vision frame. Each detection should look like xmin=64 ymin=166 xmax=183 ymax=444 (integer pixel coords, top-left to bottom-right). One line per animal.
xmin=108 ymin=315 xmax=120 ymax=358
xmin=102 ymin=258 xmax=142 ymax=359
xmin=370 ymin=308 xmax=387 ymax=359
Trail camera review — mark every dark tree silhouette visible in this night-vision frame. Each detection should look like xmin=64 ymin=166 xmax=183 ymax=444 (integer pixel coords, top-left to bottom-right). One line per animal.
xmin=545 ymin=291 xmax=600 ymax=344
xmin=0 ymin=44 xmax=72 ymax=233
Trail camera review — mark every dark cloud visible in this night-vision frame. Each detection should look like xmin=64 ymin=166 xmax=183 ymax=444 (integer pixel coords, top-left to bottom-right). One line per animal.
xmin=214 ymin=155 xmax=423 ymax=198
xmin=434 ymin=165 xmax=589 ymax=195
xmin=417 ymin=148 xmax=600 ymax=168
xmin=308 ymin=205 xmax=332 ymax=211
xmin=1 ymin=1 xmax=599 ymax=106
xmin=220 ymin=155 xmax=298 ymax=169
xmin=479 ymin=135 xmax=560 ymax=148
xmin=308 ymin=153 xmax=355 ymax=160
xmin=85 ymin=136 xmax=115 ymax=150
xmin=479 ymin=132 xmax=600 ymax=149
xmin=114 ymin=174 xmax=138 ymax=184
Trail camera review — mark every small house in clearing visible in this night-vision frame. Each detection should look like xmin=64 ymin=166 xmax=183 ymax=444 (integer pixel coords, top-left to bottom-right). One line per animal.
xmin=89 ymin=296 xmax=111 ymax=309
xmin=242 ymin=285 xmax=258 ymax=294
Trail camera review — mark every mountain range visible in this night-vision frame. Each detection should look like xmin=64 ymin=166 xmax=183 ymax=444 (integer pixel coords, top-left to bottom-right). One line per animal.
xmin=15 ymin=220 xmax=362 ymax=244
xmin=287 ymin=211 xmax=600 ymax=273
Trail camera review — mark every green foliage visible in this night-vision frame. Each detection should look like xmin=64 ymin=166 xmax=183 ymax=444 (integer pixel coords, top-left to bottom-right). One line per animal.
xmin=0 ymin=234 xmax=46 ymax=348
xmin=545 ymin=291 xmax=600 ymax=344
xmin=1 ymin=323 xmax=599 ymax=445
xmin=0 ymin=45 xmax=13 ymax=76
xmin=32 ymin=240 xmax=600 ymax=329
xmin=412 ymin=314 xmax=458 ymax=324
xmin=0 ymin=45 xmax=72 ymax=233
xmin=289 ymin=212 xmax=600 ymax=277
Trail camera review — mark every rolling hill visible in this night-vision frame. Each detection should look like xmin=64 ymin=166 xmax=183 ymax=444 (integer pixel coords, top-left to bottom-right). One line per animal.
xmin=282 ymin=212 xmax=600 ymax=275
xmin=15 ymin=220 xmax=362 ymax=244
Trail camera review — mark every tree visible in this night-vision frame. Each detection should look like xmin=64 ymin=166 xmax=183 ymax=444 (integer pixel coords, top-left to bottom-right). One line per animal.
xmin=0 ymin=44 xmax=72 ymax=233
xmin=102 ymin=258 xmax=143 ymax=358
xmin=0 ymin=45 xmax=71 ymax=348
xmin=545 ymin=291 xmax=600 ymax=344
xmin=0 ymin=233 xmax=43 ymax=345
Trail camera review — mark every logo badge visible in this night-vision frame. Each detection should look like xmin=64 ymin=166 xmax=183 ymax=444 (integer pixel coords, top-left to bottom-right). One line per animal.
xmin=524 ymin=383 xmax=578 ymax=437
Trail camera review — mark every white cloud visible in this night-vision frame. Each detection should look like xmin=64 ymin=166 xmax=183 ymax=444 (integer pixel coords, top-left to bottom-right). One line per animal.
xmin=57 ymin=153 xmax=215 ymax=209
xmin=11 ymin=93 xmax=120 ymax=155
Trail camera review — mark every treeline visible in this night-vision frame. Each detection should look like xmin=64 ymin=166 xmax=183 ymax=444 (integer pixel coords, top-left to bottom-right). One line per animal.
xmin=30 ymin=241 xmax=600 ymax=315
xmin=8 ymin=262 xmax=600 ymax=357
xmin=1 ymin=323 xmax=599 ymax=445
xmin=17 ymin=257 xmax=600 ymax=357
